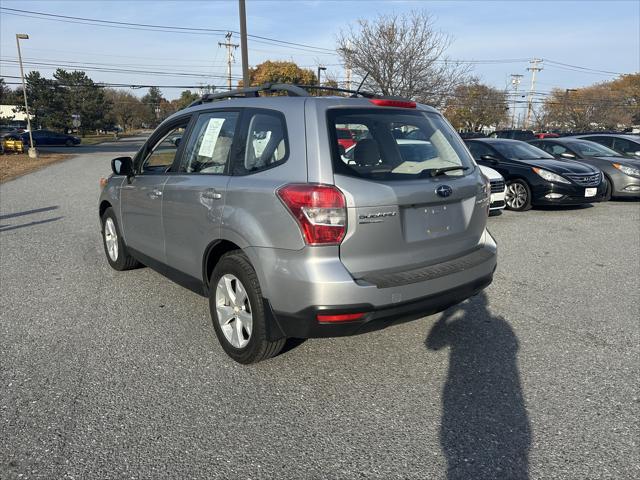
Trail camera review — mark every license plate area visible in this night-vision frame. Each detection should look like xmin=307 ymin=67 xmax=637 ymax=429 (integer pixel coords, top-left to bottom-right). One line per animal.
xmin=585 ymin=187 xmax=597 ymax=197
xmin=403 ymin=201 xmax=468 ymax=241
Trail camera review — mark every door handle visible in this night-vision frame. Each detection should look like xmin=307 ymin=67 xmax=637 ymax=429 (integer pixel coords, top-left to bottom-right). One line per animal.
xmin=202 ymin=189 xmax=222 ymax=200
xmin=148 ymin=188 xmax=163 ymax=199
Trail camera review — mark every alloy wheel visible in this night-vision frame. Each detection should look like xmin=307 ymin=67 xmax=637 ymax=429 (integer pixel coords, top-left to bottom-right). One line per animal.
xmin=506 ymin=182 xmax=528 ymax=210
xmin=215 ymin=274 xmax=253 ymax=349
xmin=104 ymin=217 xmax=119 ymax=261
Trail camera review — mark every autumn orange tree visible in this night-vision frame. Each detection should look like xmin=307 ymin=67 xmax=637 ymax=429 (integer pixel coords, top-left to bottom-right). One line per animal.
xmin=241 ymin=61 xmax=316 ymax=87
xmin=542 ymin=73 xmax=639 ymax=131
xmin=443 ymin=80 xmax=509 ymax=131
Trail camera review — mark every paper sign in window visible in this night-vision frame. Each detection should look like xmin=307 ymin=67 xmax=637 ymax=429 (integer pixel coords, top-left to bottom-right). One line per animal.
xmin=198 ymin=118 xmax=226 ymax=158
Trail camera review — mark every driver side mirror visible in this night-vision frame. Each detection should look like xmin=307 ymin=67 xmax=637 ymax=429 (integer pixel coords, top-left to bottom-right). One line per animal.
xmin=480 ymin=154 xmax=500 ymax=165
xmin=560 ymin=152 xmax=576 ymax=159
xmin=111 ymin=156 xmax=134 ymax=176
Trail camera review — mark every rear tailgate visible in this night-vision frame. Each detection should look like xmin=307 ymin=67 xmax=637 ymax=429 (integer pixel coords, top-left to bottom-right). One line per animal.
xmin=336 ymin=173 xmax=486 ymax=277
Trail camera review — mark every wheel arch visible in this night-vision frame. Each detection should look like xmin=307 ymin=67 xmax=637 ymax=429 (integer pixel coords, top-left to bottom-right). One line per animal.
xmin=99 ymin=200 xmax=112 ymax=219
xmin=202 ymin=240 xmax=243 ymax=294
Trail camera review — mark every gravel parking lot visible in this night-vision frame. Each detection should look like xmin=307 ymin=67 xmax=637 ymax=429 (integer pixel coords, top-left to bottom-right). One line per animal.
xmin=1 ymin=145 xmax=638 ymax=479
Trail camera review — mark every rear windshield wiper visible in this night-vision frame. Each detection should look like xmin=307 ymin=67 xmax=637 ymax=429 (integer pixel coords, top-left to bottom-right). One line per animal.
xmin=421 ymin=166 xmax=469 ymax=177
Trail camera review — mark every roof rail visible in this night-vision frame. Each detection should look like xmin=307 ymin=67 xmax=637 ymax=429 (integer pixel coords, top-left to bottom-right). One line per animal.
xmin=188 ymin=83 xmax=310 ymax=107
xmin=295 ymin=85 xmax=377 ymax=98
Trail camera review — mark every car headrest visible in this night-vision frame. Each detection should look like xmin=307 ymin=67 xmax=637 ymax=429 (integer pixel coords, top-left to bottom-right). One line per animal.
xmin=353 ymin=138 xmax=380 ymax=166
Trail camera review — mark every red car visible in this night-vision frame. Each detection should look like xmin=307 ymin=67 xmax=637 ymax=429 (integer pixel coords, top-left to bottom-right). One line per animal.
xmin=535 ymin=132 xmax=559 ymax=139
xmin=336 ymin=128 xmax=356 ymax=150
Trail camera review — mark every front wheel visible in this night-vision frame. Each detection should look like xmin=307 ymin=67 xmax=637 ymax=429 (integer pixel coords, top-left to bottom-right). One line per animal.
xmin=505 ymin=180 xmax=532 ymax=211
xmin=209 ymin=251 xmax=285 ymax=364
xmin=101 ymin=207 xmax=141 ymax=270
xmin=603 ymin=175 xmax=613 ymax=201
xmin=65 ymin=139 xmax=74 ymax=147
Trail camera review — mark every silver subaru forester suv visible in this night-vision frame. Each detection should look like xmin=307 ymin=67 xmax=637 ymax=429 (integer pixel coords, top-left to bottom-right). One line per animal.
xmin=99 ymin=84 xmax=497 ymax=364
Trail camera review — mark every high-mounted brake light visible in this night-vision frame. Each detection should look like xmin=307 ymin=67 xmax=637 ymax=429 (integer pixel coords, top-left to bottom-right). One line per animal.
xmin=317 ymin=312 xmax=367 ymax=323
xmin=277 ymin=184 xmax=347 ymax=245
xmin=369 ymin=98 xmax=416 ymax=109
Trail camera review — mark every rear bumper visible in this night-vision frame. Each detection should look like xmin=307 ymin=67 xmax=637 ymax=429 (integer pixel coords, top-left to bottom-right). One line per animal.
xmin=248 ymin=230 xmax=498 ymax=340
xmin=267 ymin=272 xmax=493 ymax=338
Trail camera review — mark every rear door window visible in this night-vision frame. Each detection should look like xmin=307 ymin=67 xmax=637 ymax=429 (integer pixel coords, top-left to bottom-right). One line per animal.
xmin=329 ymin=109 xmax=474 ymax=180
xmin=233 ymin=110 xmax=289 ymax=175
xmin=179 ymin=111 xmax=239 ymax=174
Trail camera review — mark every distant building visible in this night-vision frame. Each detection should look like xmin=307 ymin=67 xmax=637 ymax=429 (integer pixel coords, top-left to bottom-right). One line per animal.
xmin=0 ymin=104 xmax=29 ymax=128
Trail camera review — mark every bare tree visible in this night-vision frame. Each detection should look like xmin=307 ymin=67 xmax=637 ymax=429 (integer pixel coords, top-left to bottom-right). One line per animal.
xmin=337 ymin=10 xmax=471 ymax=106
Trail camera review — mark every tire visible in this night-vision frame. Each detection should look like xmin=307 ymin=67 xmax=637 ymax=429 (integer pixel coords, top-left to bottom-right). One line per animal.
xmin=603 ymin=175 xmax=613 ymax=201
xmin=101 ymin=207 xmax=141 ymax=271
xmin=505 ymin=179 xmax=532 ymax=211
xmin=65 ymin=139 xmax=74 ymax=147
xmin=209 ymin=250 xmax=286 ymax=364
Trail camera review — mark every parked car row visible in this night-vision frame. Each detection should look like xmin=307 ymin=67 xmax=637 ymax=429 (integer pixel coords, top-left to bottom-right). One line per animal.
xmin=0 ymin=129 xmax=81 ymax=153
xmin=465 ymin=137 xmax=640 ymax=211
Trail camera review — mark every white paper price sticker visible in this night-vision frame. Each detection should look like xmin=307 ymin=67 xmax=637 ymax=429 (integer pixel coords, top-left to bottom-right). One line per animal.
xmin=198 ymin=118 xmax=226 ymax=158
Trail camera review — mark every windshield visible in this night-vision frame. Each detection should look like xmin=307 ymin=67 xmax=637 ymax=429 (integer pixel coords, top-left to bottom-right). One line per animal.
xmin=492 ymin=142 xmax=554 ymax=160
xmin=568 ymin=140 xmax=621 ymax=157
xmin=329 ymin=109 xmax=474 ymax=180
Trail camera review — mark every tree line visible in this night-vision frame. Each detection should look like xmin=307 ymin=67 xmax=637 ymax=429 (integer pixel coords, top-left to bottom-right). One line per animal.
xmin=0 ymin=73 xmax=200 ymax=134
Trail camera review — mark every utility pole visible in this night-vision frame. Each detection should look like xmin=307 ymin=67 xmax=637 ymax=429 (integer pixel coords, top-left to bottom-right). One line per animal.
xmin=238 ymin=0 xmax=250 ymax=88
xmin=510 ymin=74 xmax=523 ymax=129
xmin=524 ymin=58 xmax=543 ymax=129
xmin=218 ymin=32 xmax=238 ymax=90
xmin=16 ymin=33 xmax=37 ymax=158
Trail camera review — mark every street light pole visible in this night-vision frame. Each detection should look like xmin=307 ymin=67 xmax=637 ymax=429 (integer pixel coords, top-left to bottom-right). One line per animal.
xmin=317 ymin=66 xmax=326 ymax=86
xmin=16 ymin=33 xmax=37 ymax=158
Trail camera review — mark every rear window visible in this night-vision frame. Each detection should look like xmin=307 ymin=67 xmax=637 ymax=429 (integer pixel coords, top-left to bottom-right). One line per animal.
xmin=492 ymin=142 xmax=554 ymax=160
xmin=568 ymin=140 xmax=621 ymax=157
xmin=329 ymin=109 xmax=474 ymax=180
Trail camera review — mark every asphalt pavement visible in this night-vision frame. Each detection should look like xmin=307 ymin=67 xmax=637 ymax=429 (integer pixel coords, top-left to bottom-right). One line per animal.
xmin=1 ymin=142 xmax=638 ymax=479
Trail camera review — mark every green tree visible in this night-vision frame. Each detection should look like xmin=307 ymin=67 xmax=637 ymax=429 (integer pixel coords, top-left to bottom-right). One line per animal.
xmin=141 ymin=86 xmax=166 ymax=127
xmin=172 ymin=90 xmax=200 ymax=111
xmin=54 ymin=69 xmax=110 ymax=134
xmin=21 ymin=71 xmax=62 ymax=129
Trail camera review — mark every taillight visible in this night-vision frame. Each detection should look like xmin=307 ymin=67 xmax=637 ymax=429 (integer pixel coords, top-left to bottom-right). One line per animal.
xmin=369 ymin=98 xmax=416 ymax=108
xmin=276 ymin=183 xmax=347 ymax=245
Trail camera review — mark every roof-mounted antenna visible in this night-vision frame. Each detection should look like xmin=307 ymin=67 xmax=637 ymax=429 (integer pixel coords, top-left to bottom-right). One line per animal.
xmin=353 ymin=72 xmax=370 ymax=97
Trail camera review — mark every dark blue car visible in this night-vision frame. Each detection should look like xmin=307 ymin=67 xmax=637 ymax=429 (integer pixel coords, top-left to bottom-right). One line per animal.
xmin=22 ymin=130 xmax=81 ymax=147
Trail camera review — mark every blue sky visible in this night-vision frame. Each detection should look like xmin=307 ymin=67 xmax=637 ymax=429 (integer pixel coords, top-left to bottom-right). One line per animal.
xmin=1 ymin=0 xmax=638 ymax=104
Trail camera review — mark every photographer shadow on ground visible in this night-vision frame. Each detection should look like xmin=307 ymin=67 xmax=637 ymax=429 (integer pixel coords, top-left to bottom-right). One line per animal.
xmin=426 ymin=291 xmax=532 ymax=480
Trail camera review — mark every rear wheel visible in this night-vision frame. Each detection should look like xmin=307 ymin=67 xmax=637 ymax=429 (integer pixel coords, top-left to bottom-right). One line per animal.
xmin=209 ymin=251 xmax=285 ymax=364
xmin=65 ymin=139 xmax=74 ymax=147
xmin=505 ymin=180 xmax=532 ymax=211
xmin=101 ymin=207 xmax=141 ymax=270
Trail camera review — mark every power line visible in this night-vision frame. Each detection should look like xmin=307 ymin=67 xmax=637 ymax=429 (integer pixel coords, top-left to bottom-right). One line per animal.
xmin=0 ymin=59 xmax=243 ymax=80
xmin=0 ymin=7 xmax=336 ymax=54
xmin=543 ymin=59 xmax=624 ymax=76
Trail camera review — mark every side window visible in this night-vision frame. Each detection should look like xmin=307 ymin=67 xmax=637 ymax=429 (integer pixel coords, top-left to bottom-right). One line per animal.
xmin=536 ymin=142 xmax=561 ymax=155
xmin=467 ymin=142 xmax=492 ymax=161
xmin=613 ymin=138 xmax=634 ymax=154
xmin=179 ymin=112 xmax=239 ymax=174
xmin=587 ymin=136 xmax=613 ymax=148
xmin=235 ymin=111 xmax=288 ymax=175
xmin=142 ymin=122 xmax=189 ymax=173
